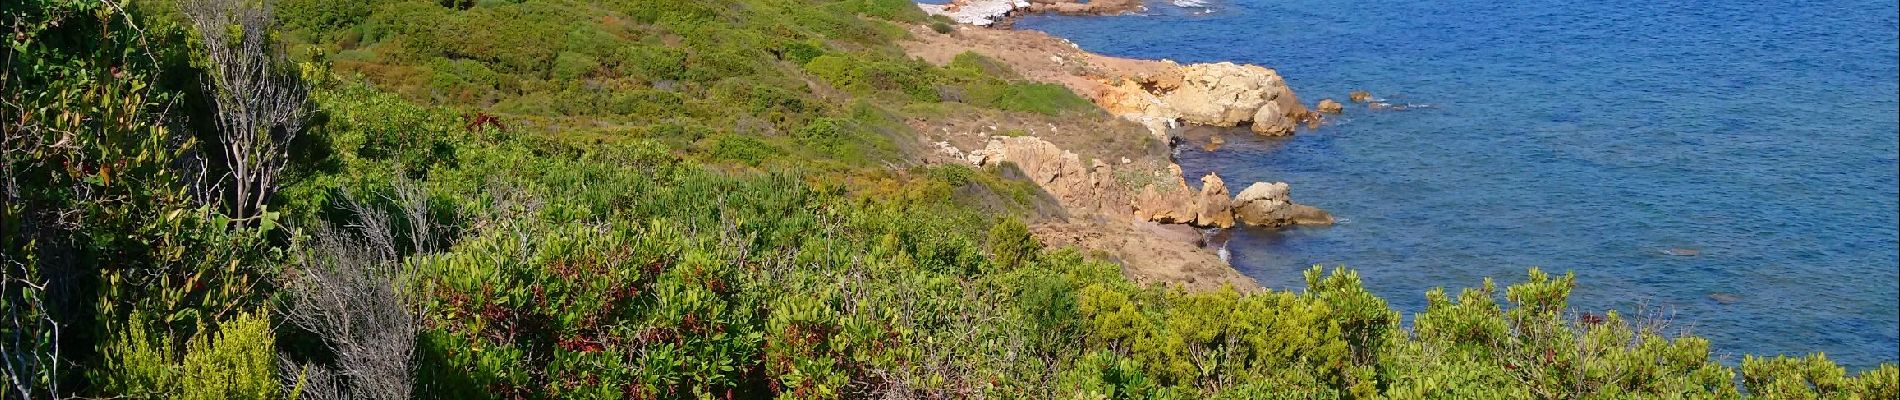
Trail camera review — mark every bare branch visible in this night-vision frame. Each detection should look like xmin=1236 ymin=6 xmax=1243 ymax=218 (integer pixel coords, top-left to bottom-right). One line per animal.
xmin=182 ymin=0 xmax=309 ymax=220
xmin=278 ymin=182 xmax=441 ymax=400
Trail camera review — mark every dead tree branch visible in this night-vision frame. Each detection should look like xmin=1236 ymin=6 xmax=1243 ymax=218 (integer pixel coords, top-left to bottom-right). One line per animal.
xmin=182 ymin=0 xmax=309 ymax=221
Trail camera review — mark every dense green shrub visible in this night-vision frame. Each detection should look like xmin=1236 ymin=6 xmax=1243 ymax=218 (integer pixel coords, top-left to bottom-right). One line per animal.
xmin=709 ymin=135 xmax=781 ymax=166
xmin=986 ymin=83 xmax=1098 ymax=115
xmin=97 ymin=311 xmax=280 ymax=400
xmin=946 ymin=52 xmax=1096 ymax=115
xmin=948 ymin=51 xmax=1019 ymax=80
xmin=615 ymin=45 xmax=689 ymax=83
xmin=277 ymin=0 xmax=389 ymax=37
xmin=988 ymin=217 xmax=1040 ymax=272
xmin=551 ymin=52 xmax=600 ymax=80
xmin=804 ymin=55 xmax=940 ymax=102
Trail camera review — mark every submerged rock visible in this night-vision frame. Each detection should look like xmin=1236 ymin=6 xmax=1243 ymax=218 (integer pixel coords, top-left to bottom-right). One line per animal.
xmin=1708 ymin=292 xmax=1741 ymax=304
xmin=1317 ymin=98 xmax=1344 ymax=114
xmin=1663 ymin=248 xmax=1701 ymax=256
xmin=1349 ymin=90 xmax=1372 ymax=103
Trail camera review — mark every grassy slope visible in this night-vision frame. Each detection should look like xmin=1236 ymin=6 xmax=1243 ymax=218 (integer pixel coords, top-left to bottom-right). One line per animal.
xmin=6 ymin=0 xmax=1890 ymax=398
xmin=274 ymin=0 xmax=1897 ymax=398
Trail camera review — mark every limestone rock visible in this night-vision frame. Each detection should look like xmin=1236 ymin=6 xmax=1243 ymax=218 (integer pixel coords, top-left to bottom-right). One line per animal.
xmin=1251 ymin=99 xmax=1294 ymax=136
xmin=1097 ymin=62 xmax=1308 ymax=138
xmin=967 ymin=135 xmax=1126 ymax=216
xmin=1317 ymin=98 xmax=1344 ymax=114
xmin=1132 ymin=164 xmax=1198 ymax=223
xmin=1233 ymin=182 xmax=1334 ymax=227
xmin=1282 ymin=204 xmax=1335 ymax=225
xmin=1166 ymin=63 xmax=1296 ymax=127
xmin=1234 ymin=182 xmax=1289 ymax=203
xmin=1193 ymin=173 xmax=1235 ymax=228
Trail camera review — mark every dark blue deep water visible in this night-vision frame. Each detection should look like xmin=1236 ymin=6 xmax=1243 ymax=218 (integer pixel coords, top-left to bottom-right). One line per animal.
xmin=1018 ymin=0 xmax=1899 ymax=369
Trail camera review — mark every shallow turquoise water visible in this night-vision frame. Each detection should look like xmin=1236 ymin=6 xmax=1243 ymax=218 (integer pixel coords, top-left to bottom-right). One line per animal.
xmin=1018 ymin=0 xmax=1899 ymax=369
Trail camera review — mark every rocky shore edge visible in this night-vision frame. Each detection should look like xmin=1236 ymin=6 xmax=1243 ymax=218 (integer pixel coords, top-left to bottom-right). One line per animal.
xmin=920 ymin=0 xmax=1147 ymax=27
xmin=901 ymin=3 xmax=1339 ymax=291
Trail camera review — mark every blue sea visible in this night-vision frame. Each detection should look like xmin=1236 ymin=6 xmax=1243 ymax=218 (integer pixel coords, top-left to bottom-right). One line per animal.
xmin=1017 ymin=0 xmax=1899 ymax=369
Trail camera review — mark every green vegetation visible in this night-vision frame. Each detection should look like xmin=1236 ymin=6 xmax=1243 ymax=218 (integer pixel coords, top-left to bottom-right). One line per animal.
xmin=3 ymin=0 xmax=1894 ymax=399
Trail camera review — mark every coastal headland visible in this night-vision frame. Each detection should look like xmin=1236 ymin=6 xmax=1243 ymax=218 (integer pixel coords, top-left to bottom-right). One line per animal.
xmin=902 ymin=1 xmax=1337 ymax=290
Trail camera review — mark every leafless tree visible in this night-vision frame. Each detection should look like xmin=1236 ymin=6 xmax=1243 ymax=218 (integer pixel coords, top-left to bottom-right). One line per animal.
xmin=279 ymin=181 xmax=438 ymax=400
xmin=1 ymin=259 xmax=60 ymax=399
xmin=182 ymin=0 xmax=309 ymax=221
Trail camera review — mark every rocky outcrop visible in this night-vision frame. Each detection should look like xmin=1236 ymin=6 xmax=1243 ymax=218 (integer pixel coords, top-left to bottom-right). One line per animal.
xmin=966 ymin=135 xmax=1328 ymax=230
xmin=1193 ymin=173 xmax=1235 ymax=228
xmin=1032 ymin=220 xmax=1259 ymax=291
xmin=1131 ymin=164 xmax=1199 ymax=224
xmin=1317 ymin=98 xmax=1344 ymax=114
xmin=1233 ymin=182 xmax=1335 ymax=227
xmin=966 ymin=136 xmax=1129 ymax=216
xmin=1099 ymin=62 xmax=1313 ymax=137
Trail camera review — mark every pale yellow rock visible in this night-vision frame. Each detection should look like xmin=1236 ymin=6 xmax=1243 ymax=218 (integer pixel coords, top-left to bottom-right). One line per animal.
xmin=1097 ymin=62 xmax=1309 ymax=138
xmin=1233 ymin=182 xmax=1334 ymax=227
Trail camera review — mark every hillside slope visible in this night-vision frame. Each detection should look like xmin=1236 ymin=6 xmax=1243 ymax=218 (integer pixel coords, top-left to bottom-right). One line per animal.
xmin=1 ymin=0 xmax=1893 ymax=398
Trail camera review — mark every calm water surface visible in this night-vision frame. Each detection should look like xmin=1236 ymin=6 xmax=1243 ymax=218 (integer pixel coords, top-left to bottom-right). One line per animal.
xmin=1018 ymin=0 xmax=1899 ymax=369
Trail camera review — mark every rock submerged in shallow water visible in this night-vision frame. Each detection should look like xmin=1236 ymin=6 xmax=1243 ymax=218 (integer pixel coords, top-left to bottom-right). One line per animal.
xmin=1317 ymin=98 xmax=1344 ymax=114
xmin=1349 ymin=90 xmax=1372 ymax=103
xmin=1708 ymin=292 xmax=1741 ymax=304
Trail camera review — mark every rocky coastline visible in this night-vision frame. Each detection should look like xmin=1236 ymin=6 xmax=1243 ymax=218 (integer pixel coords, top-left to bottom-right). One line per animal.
xmin=902 ymin=3 xmax=1337 ymax=290
xmin=919 ymin=0 xmax=1147 ymax=26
